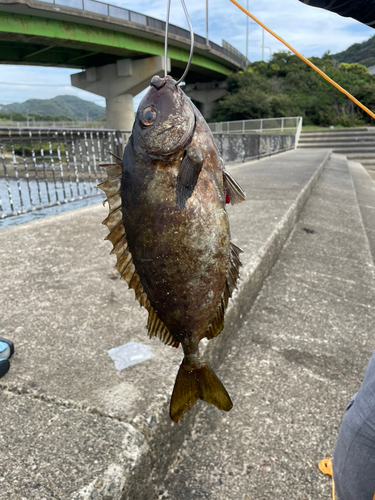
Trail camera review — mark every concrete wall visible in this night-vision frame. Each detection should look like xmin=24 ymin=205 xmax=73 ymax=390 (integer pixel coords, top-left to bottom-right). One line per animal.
xmin=213 ymin=133 xmax=295 ymax=164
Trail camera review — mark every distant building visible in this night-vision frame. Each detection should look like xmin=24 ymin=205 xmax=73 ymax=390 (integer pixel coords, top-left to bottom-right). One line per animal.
xmin=367 ymin=65 xmax=375 ymax=76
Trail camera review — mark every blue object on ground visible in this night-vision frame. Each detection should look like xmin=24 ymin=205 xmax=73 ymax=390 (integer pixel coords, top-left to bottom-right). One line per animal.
xmin=0 ymin=341 xmax=11 ymax=361
xmin=0 ymin=338 xmax=14 ymax=361
xmin=0 ymin=338 xmax=14 ymax=379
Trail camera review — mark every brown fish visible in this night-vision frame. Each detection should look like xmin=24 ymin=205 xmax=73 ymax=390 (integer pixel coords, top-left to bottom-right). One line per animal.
xmin=98 ymin=75 xmax=246 ymax=422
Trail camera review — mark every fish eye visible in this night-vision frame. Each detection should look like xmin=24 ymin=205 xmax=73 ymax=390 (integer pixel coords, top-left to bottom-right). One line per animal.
xmin=141 ymin=107 xmax=156 ymax=126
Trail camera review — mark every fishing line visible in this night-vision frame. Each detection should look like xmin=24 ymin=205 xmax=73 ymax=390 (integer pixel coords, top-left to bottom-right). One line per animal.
xmin=176 ymin=0 xmax=195 ymax=85
xmin=229 ymin=0 xmax=375 ymax=121
xmin=164 ymin=0 xmax=172 ymax=77
xmin=164 ymin=0 xmax=194 ymax=84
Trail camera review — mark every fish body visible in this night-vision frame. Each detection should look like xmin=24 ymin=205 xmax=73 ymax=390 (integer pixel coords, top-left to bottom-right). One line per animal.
xmin=98 ymin=75 xmax=245 ymax=422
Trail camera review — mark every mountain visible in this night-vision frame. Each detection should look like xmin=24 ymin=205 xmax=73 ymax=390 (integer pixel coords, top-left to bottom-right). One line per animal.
xmin=332 ymin=34 xmax=375 ymax=68
xmin=0 ymin=95 xmax=105 ymax=121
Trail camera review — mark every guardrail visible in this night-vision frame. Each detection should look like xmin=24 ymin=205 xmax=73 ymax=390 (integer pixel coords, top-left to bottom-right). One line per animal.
xmin=0 ymin=118 xmax=302 ymax=220
xmin=34 ymin=0 xmax=249 ymax=69
xmin=0 ymin=120 xmax=107 ymax=129
xmin=208 ymin=116 xmax=303 ymax=135
xmin=209 ymin=117 xmax=303 ymax=150
xmin=0 ymin=127 xmax=129 ymax=219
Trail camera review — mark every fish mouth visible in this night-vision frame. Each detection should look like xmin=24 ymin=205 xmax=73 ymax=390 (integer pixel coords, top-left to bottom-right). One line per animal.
xmin=150 ymin=75 xmax=174 ymax=90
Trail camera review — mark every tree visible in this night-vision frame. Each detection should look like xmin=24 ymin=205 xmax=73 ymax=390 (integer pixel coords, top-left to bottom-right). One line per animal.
xmin=213 ymin=52 xmax=375 ymax=127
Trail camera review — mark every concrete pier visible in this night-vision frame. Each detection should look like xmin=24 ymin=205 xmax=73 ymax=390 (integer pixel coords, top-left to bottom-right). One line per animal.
xmin=184 ymin=81 xmax=227 ymax=120
xmin=71 ymin=56 xmax=169 ymax=130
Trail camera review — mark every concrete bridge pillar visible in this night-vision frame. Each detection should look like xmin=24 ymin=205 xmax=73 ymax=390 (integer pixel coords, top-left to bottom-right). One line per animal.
xmin=184 ymin=81 xmax=227 ymax=120
xmin=105 ymin=94 xmax=134 ymax=130
xmin=71 ymin=56 xmax=170 ymax=130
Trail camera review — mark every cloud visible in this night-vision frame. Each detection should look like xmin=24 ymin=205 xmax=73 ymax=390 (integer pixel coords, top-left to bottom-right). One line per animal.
xmin=0 ymin=0 xmax=373 ymax=111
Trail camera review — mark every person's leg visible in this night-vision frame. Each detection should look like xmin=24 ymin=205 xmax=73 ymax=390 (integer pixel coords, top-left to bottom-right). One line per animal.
xmin=333 ymin=410 xmax=375 ymax=500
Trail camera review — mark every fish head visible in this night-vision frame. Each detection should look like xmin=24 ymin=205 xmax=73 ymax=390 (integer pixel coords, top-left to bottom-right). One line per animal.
xmin=132 ymin=75 xmax=195 ymax=159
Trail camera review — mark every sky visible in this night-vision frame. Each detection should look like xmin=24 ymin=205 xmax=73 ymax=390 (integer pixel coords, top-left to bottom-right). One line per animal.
xmin=0 ymin=0 xmax=374 ymax=111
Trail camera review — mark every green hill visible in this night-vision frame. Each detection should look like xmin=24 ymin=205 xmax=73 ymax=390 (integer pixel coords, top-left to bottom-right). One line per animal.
xmin=0 ymin=95 xmax=105 ymax=121
xmin=332 ymin=34 xmax=375 ymax=67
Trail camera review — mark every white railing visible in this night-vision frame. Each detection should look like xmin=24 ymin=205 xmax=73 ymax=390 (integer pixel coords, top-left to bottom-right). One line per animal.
xmin=0 ymin=126 xmax=128 ymax=219
xmin=208 ymin=116 xmax=303 ymax=148
xmin=0 ymin=120 xmax=107 ymax=129
xmin=294 ymin=116 xmax=303 ymax=149
xmin=209 ymin=116 xmax=302 ymax=134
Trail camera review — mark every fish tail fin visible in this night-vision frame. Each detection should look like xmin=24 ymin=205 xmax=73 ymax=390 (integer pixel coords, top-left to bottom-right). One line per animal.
xmin=170 ymin=357 xmax=233 ymax=422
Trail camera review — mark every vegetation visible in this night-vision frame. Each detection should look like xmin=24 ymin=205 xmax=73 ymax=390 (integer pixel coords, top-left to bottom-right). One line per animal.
xmin=0 ymin=111 xmax=75 ymax=123
xmin=213 ymin=52 xmax=375 ymax=127
xmin=332 ymin=34 xmax=375 ymax=68
xmin=4 ymin=141 xmax=67 ymax=158
xmin=0 ymin=95 xmax=105 ymax=121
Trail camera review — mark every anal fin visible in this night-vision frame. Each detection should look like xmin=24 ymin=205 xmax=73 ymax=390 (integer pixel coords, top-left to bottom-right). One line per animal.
xmin=147 ymin=306 xmax=179 ymax=348
xmin=206 ymin=242 xmax=244 ymax=339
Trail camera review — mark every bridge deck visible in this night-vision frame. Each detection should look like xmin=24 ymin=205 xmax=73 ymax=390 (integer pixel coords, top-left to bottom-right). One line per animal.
xmin=0 ymin=0 xmax=248 ymax=82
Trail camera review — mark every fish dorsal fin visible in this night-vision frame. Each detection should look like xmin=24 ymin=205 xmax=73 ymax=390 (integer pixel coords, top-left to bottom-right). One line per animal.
xmin=223 ymin=169 xmax=246 ymax=205
xmin=97 ymin=152 xmax=179 ymax=348
xmin=206 ymin=242 xmax=243 ymax=340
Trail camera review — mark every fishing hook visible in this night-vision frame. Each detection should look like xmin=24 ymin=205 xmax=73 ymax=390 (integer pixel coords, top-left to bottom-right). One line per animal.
xmin=164 ymin=0 xmax=194 ymax=84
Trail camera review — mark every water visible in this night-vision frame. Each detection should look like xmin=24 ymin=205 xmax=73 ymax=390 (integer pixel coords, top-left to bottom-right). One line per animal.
xmin=0 ymin=178 xmax=105 ymax=229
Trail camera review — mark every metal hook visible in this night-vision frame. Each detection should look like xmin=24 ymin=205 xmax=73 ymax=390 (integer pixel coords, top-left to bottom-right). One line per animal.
xmin=164 ymin=0 xmax=194 ymax=84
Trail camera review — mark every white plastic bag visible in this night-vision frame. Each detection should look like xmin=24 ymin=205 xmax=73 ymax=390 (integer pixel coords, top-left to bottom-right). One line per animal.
xmin=107 ymin=342 xmax=155 ymax=371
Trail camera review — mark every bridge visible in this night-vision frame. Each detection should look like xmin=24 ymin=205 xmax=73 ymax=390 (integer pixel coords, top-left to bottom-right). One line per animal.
xmin=0 ymin=0 xmax=249 ymax=128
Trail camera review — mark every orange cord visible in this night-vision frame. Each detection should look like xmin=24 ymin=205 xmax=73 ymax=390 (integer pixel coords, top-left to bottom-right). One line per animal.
xmin=318 ymin=458 xmax=333 ymax=476
xmin=229 ymin=0 xmax=375 ymax=120
xmin=318 ymin=458 xmax=335 ymax=498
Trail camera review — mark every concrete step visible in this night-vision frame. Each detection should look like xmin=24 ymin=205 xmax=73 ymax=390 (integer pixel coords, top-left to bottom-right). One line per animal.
xmin=0 ymin=148 xmax=331 ymax=500
xmin=299 ymin=145 xmax=375 ymax=154
xmin=346 ymin=152 xmax=375 ymax=160
xmin=298 ymin=142 xmax=375 ymax=154
xmin=348 ymin=160 xmax=375 ymax=261
xmin=364 ymin=168 xmax=375 ymax=182
xmin=355 ymin=159 xmax=375 ymax=166
xmin=300 ymin=128 xmax=375 ymax=137
xmin=299 ymin=138 xmax=375 ymax=145
xmin=158 ymin=153 xmax=375 ymax=499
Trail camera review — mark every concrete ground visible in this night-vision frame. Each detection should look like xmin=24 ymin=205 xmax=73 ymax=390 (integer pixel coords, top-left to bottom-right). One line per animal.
xmin=158 ymin=154 xmax=375 ymax=500
xmin=0 ymin=149 xmax=374 ymax=500
xmin=349 ymin=160 xmax=375 ymax=261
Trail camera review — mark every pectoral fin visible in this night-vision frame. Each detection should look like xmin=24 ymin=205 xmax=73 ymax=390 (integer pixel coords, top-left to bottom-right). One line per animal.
xmin=223 ymin=169 xmax=246 ymax=204
xmin=176 ymin=145 xmax=204 ymax=210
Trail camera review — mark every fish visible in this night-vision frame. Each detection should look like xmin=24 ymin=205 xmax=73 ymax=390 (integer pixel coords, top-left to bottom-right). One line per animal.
xmin=98 ymin=75 xmax=246 ymax=422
